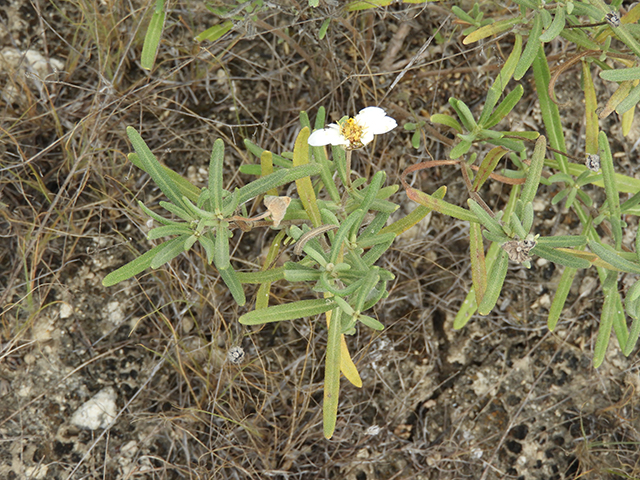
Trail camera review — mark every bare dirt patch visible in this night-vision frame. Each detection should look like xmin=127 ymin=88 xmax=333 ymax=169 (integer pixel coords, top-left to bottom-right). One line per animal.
xmin=1 ymin=2 xmax=640 ymax=479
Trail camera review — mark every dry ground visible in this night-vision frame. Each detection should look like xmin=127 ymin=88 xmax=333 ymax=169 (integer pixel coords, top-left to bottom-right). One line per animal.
xmin=1 ymin=1 xmax=640 ymax=479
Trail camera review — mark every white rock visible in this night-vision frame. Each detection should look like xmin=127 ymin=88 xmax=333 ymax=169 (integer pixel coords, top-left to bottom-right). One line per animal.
xmin=70 ymin=387 xmax=117 ymax=430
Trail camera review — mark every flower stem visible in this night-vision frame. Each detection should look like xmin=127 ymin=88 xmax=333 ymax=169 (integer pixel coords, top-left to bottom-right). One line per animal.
xmin=345 ymin=149 xmax=352 ymax=188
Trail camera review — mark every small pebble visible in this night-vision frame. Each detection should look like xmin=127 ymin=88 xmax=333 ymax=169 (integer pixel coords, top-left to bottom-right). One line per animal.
xmin=227 ymin=346 xmax=245 ymax=364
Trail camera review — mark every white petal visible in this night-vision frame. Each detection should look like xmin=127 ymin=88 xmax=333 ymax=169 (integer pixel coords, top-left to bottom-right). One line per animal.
xmin=355 ymin=107 xmax=397 ymax=135
xmin=308 ymin=126 xmax=348 ymax=146
xmin=360 ymin=130 xmax=375 ymax=146
xmin=356 ymin=106 xmax=387 ymax=120
xmin=368 ymin=116 xmax=397 ymax=135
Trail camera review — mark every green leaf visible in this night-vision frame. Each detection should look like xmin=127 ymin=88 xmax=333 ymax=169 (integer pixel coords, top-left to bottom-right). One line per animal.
xmin=353 ymin=269 xmax=380 ymax=313
xmin=615 ymin=82 xmax=640 ymax=115
xmin=484 ymin=85 xmax=524 ymax=129
xmin=323 ymin=307 xmax=341 ymax=439
xmin=470 ymin=221 xmax=487 ymax=305
xmin=594 ymin=271 xmax=617 ymax=368
xmin=214 ymin=225 xmax=230 ymax=270
xmin=599 ymin=66 xmax=640 ymax=82
xmin=218 ymin=266 xmax=246 ymax=306
xmin=129 ymin=153 xmax=200 ymax=202
xmin=514 ymin=15 xmax=543 ymax=80
xmin=536 ymin=235 xmax=587 ymax=248
xmin=236 ymin=267 xmax=286 ymax=284
xmin=430 ymin=114 xmax=463 ymax=133
xmin=407 ymin=188 xmax=478 ymax=223
xmin=141 ymin=1 xmax=165 ymax=70
xmin=358 ymin=315 xmax=384 ymax=331
xmin=478 ymin=248 xmax=509 ymax=315
xmin=244 ymin=140 xmax=293 ymax=168
xmin=599 ymin=132 xmax=622 ymax=248
xmin=532 ymin=47 xmax=568 ymax=173
xmin=209 ymin=139 xmax=225 ymax=214
xmin=539 ymin=4 xmax=566 ymax=43
xmin=449 ymin=98 xmax=478 ymax=132
xmin=548 ymin=266 xmax=577 ymax=331
xmin=127 ymin=127 xmax=188 ymax=209
xmin=198 ymin=234 xmax=215 ymax=264
xmin=102 ymin=242 xmax=168 ymax=287
xmin=150 ymin=235 xmax=190 ymax=269
xmin=582 ymin=62 xmax=599 ymax=155
xmin=450 ymin=138 xmax=473 ymax=159
xmin=473 ymin=147 xmax=509 ymax=191
xmin=319 ymin=18 xmax=330 ymax=40
xmin=463 ymin=16 xmax=523 ymax=44
xmin=195 ymin=20 xmax=233 ymax=42
xmin=588 ymin=240 xmax=640 ymax=274
xmin=479 ymin=34 xmax=522 ymax=126
xmin=467 ymin=199 xmax=504 ymax=238
xmin=147 ymin=224 xmax=193 ymax=240
xmin=531 ymin=245 xmax=591 ymax=268
xmin=239 ymin=298 xmax=337 ymax=325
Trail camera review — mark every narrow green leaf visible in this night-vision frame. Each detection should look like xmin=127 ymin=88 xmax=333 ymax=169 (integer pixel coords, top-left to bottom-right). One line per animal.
xmin=473 ymin=147 xmax=509 ymax=191
xmin=236 ymin=266 xmax=285 ymax=284
xmin=358 ymin=315 xmax=384 ymax=331
xmin=582 ymin=62 xmax=599 ymax=155
xmin=293 ymin=127 xmax=323 ymax=227
xmin=479 ymin=35 xmax=522 ymax=126
xmin=319 ymin=18 xmax=331 ymax=40
xmin=209 ymin=139 xmax=225 ymax=214
xmin=589 ymin=240 xmax=640 ymax=274
xmin=380 ymin=186 xmax=446 ymax=237
xmin=353 ymin=269 xmax=380 ymax=313
xmin=141 ymin=2 xmax=165 ymax=70
xmin=467 ymin=200 xmax=504 ymax=237
xmin=198 ymin=234 xmax=215 ymax=264
xmin=594 ymin=271 xmax=617 ymax=368
xmin=624 ymin=313 xmax=640 ymax=356
xmin=548 ymin=266 xmax=577 ymax=330
xmin=407 ymin=188 xmax=478 ymax=223
xmin=430 ymin=114 xmax=463 ymax=133
xmin=463 ymin=16 xmax=522 ymax=44
xmin=449 ymin=98 xmax=477 ymax=132
xmin=150 ymin=235 xmax=189 ymax=269
xmin=536 ymin=235 xmax=587 ymax=248
xmin=102 ymin=242 xmax=168 ymax=286
xmin=532 ymin=47 xmax=568 ymax=173
xmin=450 ymin=138 xmax=473 ymax=159
xmin=470 ymin=222 xmax=487 ymax=305
xmin=514 ymin=15 xmax=543 ymax=80
xmin=147 ymin=224 xmax=193 ymax=240
xmin=615 ymin=82 xmax=640 ymax=115
xmin=127 ymin=127 xmax=186 ymax=208
xmin=138 ymin=201 xmax=179 ymax=225
xmin=219 ymin=266 xmax=246 ymax=306
xmin=485 ymin=85 xmax=524 ymax=129
xmin=323 ymin=307 xmax=341 ymax=439
xmin=329 ymin=210 xmax=363 ymax=265
xmin=129 ymin=153 xmax=200 ymax=202
xmin=214 ymin=225 xmax=230 ymax=270
xmin=599 ymin=132 xmax=622 ymax=248
xmin=599 ymin=66 xmax=640 ymax=82
xmin=478 ymin=248 xmax=509 ymax=315
xmin=244 ymin=139 xmax=293 ymax=168
xmin=539 ymin=5 xmax=566 ymax=42
xmin=195 ymin=20 xmax=233 ymax=43
xmin=531 ymin=244 xmax=591 ymax=268
xmin=239 ymin=298 xmax=337 ymax=325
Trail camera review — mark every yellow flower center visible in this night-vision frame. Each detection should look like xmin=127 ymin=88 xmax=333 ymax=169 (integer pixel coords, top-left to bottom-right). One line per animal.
xmin=339 ymin=118 xmax=365 ymax=149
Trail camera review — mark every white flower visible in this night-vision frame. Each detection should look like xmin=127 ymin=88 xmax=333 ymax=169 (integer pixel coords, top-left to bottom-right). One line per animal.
xmin=308 ymin=106 xmax=397 ymax=149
